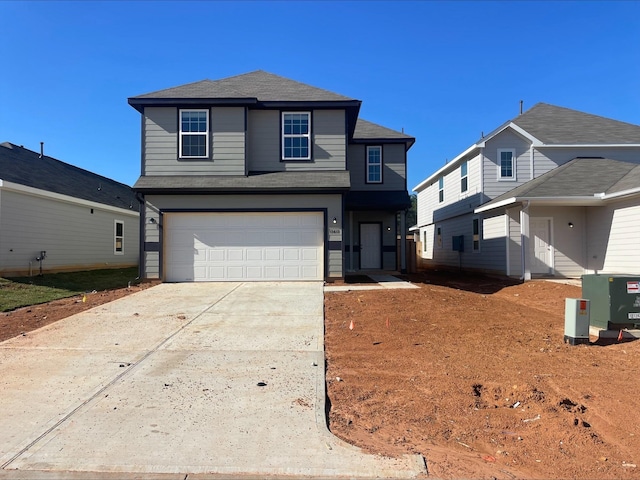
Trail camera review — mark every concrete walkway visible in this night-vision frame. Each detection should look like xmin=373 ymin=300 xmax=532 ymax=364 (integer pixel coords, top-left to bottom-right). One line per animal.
xmin=0 ymin=283 xmax=425 ymax=478
xmin=324 ymin=275 xmax=419 ymax=292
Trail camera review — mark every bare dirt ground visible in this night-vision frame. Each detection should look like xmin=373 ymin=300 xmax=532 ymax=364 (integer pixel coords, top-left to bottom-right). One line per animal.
xmin=325 ymin=271 xmax=640 ymax=479
xmin=2 ymin=273 xmax=638 ymax=479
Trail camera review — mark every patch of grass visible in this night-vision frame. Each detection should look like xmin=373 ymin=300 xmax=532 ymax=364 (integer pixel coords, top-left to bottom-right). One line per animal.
xmin=0 ymin=267 xmax=139 ymax=312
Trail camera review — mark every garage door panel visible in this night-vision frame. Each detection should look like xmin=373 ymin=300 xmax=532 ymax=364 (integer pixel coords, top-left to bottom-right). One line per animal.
xmin=165 ymin=212 xmax=324 ymax=282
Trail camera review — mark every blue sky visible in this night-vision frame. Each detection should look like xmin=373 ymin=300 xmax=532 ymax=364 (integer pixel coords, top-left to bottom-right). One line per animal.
xmin=2 ymin=1 xmax=639 ymax=191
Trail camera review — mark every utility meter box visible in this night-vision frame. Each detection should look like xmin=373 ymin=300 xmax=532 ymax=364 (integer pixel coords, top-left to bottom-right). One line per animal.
xmin=564 ymin=298 xmax=590 ymax=345
xmin=582 ymin=275 xmax=640 ymax=329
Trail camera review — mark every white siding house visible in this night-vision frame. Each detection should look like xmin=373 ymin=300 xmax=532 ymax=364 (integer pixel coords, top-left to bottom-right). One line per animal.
xmin=414 ymin=103 xmax=640 ymax=279
xmin=0 ymin=142 xmax=139 ymax=277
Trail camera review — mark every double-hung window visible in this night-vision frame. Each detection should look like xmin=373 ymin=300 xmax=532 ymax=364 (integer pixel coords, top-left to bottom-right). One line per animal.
xmin=438 ymin=177 xmax=444 ymax=203
xmin=461 ymin=161 xmax=468 ymax=193
xmin=114 ymin=221 xmax=124 ymax=255
xmin=366 ymin=146 xmax=382 ymax=183
xmin=498 ymin=148 xmax=515 ymax=180
xmin=180 ymin=109 xmax=209 ymax=158
xmin=282 ymin=112 xmax=311 ymax=160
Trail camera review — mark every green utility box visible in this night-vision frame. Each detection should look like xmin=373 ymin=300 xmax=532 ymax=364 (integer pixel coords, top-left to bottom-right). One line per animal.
xmin=581 ymin=274 xmax=640 ymax=329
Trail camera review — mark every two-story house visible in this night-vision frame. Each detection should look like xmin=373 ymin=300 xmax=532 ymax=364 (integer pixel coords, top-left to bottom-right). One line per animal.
xmin=414 ymin=103 xmax=640 ymax=279
xmin=128 ymin=70 xmax=414 ymax=282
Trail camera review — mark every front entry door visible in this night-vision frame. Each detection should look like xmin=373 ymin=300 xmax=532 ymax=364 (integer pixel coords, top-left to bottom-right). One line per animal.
xmin=360 ymin=223 xmax=382 ymax=269
xmin=530 ymin=217 xmax=553 ymax=275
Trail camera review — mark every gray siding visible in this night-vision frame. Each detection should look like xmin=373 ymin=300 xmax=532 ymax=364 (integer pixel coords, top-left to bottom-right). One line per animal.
xmin=211 ymin=107 xmax=246 ymax=175
xmin=483 ymin=129 xmax=532 ymax=199
xmin=0 ymin=189 xmax=138 ymax=276
xmin=348 ymin=144 xmax=406 ymax=191
xmin=144 ymin=107 xmax=247 ymax=176
xmin=586 ymin=197 xmax=640 ymax=274
xmin=143 ymin=194 xmax=343 ymax=279
xmin=533 ymin=147 xmax=640 ymax=176
xmin=247 ymin=109 xmax=346 ymax=172
xmin=506 ymin=207 xmax=522 ymax=277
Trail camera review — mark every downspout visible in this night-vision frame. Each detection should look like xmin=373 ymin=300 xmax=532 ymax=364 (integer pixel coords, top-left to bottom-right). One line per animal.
xmin=400 ymin=210 xmax=406 ymax=273
xmin=520 ymin=200 xmax=531 ymax=281
xmin=349 ymin=210 xmax=354 ymax=272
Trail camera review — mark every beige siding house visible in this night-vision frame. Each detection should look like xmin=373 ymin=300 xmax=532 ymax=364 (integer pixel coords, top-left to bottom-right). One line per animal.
xmin=414 ymin=103 xmax=640 ymax=279
xmin=0 ymin=142 xmax=139 ymax=276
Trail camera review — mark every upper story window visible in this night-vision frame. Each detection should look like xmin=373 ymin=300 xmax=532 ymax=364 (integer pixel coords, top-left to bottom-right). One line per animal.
xmin=461 ymin=161 xmax=468 ymax=192
xmin=438 ymin=177 xmax=444 ymax=203
xmin=282 ymin=112 xmax=311 ymax=160
xmin=180 ymin=109 xmax=209 ymax=158
xmin=114 ymin=220 xmax=124 ymax=255
xmin=366 ymin=146 xmax=382 ymax=183
xmin=498 ymin=148 xmax=516 ymax=180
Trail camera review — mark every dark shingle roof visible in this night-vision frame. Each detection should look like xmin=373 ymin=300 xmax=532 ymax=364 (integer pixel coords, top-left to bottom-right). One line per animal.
xmin=353 ymin=119 xmax=415 ymax=149
xmin=131 ymin=70 xmax=356 ymax=103
xmin=133 ymin=171 xmax=351 ymax=193
xmin=512 ymin=103 xmax=640 ymax=144
xmin=481 ymin=157 xmax=640 ymax=208
xmin=0 ymin=142 xmax=138 ymax=211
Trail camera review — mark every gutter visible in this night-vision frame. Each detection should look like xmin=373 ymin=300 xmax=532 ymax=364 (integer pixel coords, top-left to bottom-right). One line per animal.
xmin=475 ymin=195 xmax=604 ymax=214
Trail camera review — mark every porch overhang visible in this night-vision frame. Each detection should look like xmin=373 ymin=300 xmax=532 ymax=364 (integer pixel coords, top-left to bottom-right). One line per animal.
xmin=474 ymin=196 xmax=604 ymax=214
xmin=345 ymin=190 xmax=411 ymax=211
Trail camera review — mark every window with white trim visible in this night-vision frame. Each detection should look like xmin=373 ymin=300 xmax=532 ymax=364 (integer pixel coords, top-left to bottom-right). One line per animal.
xmin=114 ymin=221 xmax=124 ymax=255
xmin=366 ymin=146 xmax=382 ymax=183
xmin=472 ymin=217 xmax=480 ymax=252
xmin=438 ymin=177 xmax=444 ymax=203
xmin=498 ymin=148 xmax=515 ymax=180
xmin=180 ymin=109 xmax=209 ymax=158
xmin=461 ymin=161 xmax=468 ymax=192
xmin=282 ymin=112 xmax=311 ymax=160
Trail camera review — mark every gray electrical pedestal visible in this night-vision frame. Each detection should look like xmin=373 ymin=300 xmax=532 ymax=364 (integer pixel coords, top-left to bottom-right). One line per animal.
xmin=564 ymin=298 xmax=590 ymax=345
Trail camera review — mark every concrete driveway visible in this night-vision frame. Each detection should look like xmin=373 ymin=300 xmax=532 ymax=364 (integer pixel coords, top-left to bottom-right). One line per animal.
xmin=0 ymin=282 xmax=425 ymax=478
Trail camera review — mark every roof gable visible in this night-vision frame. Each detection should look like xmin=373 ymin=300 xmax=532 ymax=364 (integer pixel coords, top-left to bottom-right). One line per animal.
xmin=0 ymin=142 xmax=138 ymax=211
xmin=131 ymin=70 xmax=356 ymax=103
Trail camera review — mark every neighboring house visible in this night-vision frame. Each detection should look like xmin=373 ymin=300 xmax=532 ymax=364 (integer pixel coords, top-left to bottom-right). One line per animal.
xmin=413 ymin=103 xmax=640 ymax=279
xmin=0 ymin=142 xmax=139 ymax=277
xmin=128 ymin=70 xmax=415 ymax=282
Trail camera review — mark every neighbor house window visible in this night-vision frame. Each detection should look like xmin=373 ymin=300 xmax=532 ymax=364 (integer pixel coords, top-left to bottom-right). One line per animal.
xmin=180 ymin=109 xmax=209 ymax=158
xmin=436 ymin=226 xmax=442 ymax=248
xmin=423 ymin=231 xmax=427 ymax=252
xmin=461 ymin=161 xmax=468 ymax=192
xmin=438 ymin=177 xmax=444 ymax=203
xmin=472 ymin=218 xmax=480 ymax=252
xmin=498 ymin=148 xmax=515 ymax=180
xmin=114 ymin=221 xmax=124 ymax=255
xmin=282 ymin=112 xmax=311 ymax=160
xmin=366 ymin=146 xmax=382 ymax=183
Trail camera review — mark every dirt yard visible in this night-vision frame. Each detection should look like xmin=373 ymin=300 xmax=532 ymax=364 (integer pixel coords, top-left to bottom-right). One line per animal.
xmin=2 ymin=273 xmax=638 ymax=479
xmin=325 ymin=271 xmax=640 ymax=479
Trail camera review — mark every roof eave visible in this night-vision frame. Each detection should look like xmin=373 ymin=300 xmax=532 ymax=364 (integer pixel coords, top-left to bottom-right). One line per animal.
xmin=128 ymin=97 xmax=259 ymax=113
xmin=413 ymin=144 xmax=479 ymax=192
xmin=474 ymin=196 xmax=604 ymax=214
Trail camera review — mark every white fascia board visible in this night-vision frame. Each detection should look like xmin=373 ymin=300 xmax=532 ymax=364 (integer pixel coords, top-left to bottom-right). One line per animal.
xmin=602 ymin=186 xmax=640 ymax=201
xmin=409 ymin=224 xmax=419 ymax=232
xmin=536 ymin=144 xmax=640 ymax=148
xmin=477 ymin=122 xmax=541 ymax=147
xmin=0 ymin=179 xmax=139 ymax=217
xmin=412 ymin=144 xmax=479 ymax=192
xmin=474 ymin=196 xmax=603 ymax=214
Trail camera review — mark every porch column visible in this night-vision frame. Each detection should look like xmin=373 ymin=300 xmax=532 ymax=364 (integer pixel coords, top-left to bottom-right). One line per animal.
xmin=520 ymin=202 xmax=531 ymax=281
xmin=400 ymin=210 xmax=407 ymax=273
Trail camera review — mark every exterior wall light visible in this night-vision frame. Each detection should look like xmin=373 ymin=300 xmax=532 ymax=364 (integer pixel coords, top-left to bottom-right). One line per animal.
xmin=332 ymin=217 xmax=337 ymax=224
xmin=568 ymin=222 xmax=574 ymax=228
xmin=149 ymin=218 xmax=156 ymax=224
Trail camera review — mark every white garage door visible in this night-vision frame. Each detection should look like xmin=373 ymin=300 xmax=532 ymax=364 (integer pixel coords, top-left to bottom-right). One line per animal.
xmin=164 ymin=212 xmax=324 ymax=282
